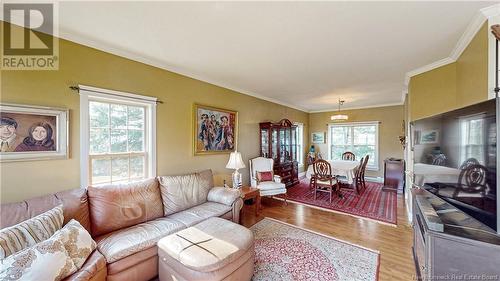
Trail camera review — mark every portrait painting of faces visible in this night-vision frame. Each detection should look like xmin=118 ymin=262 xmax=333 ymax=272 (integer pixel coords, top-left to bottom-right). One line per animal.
xmin=0 ymin=104 xmax=68 ymax=162
xmin=194 ymin=104 xmax=237 ymax=155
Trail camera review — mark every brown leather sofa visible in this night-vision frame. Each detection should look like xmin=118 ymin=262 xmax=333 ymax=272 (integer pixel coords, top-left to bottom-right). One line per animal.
xmin=0 ymin=169 xmax=243 ymax=281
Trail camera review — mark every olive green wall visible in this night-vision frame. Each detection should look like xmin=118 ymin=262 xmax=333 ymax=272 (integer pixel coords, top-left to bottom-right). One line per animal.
xmin=0 ymin=27 xmax=309 ymax=203
xmin=309 ymin=105 xmax=404 ymax=178
xmin=456 ymin=23 xmax=489 ymax=107
xmin=409 ymin=63 xmax=457 ymax=121
xmin=409 ymin=23 xmax=489 ymax=121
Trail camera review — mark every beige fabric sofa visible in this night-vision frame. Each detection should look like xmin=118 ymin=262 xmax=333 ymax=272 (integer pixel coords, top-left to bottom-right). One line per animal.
xmin=0 ymin=169 xmax=244 ymax=281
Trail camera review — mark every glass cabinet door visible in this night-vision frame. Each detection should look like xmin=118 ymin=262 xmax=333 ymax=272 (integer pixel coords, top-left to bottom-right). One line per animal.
xmin=280 ymin=128 xmax=286 ymax=163
xmin=272 ymin=127 xmax=278 ymax=160
xmin=291 ymin=127 xmax=297 ymax=161
xmin=260 ymin=128 xmax=269 ymax=157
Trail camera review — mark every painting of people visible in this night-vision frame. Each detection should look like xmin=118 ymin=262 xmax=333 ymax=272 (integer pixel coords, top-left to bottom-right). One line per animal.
xmin=194 ymin=104 xmax=237 ymax=155
xmin=0 ymin=104 xmax=68 ymax=162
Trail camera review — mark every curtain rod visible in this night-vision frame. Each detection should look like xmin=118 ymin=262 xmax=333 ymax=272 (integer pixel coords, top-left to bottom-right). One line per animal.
xmin=69 ymin=86 xmax=163 ymax=104
xmin=325 ymin=121 xmax=382 ymax=126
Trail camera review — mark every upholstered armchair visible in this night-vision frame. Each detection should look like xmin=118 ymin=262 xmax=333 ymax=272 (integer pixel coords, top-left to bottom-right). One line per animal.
xmin=249 ymin=157 xmax=287 ymax=204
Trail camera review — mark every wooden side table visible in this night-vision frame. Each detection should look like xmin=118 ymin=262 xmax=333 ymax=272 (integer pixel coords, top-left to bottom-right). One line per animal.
xmin=239 ymin=186 xmax=261 ymax=219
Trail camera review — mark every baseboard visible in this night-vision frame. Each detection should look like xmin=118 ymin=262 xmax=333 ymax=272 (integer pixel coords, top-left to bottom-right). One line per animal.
xmin=365 ymin=176 xmax=383 ymax=183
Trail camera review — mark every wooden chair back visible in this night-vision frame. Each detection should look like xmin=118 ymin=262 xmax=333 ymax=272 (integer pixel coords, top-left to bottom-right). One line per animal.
xmin=431 ymin=154 xmax=446 ymax=166
xmin=361 ymin=155 xmax=370 ymax=178
xmin=342 ymin=151 xmax=356 ymax=161
xmin=455 ymin=164 xmax=488 ymax=196
xmin=355 ymin=157 xmax=364 ymax=178
xmin=459 ymin=158 xmax=480 ymax=170
xmin=312 ymin=159 xmax=332 ymax=182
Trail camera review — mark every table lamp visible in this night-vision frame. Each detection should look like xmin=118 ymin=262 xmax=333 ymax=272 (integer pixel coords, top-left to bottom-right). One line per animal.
xmin=226 ymin=151 xmax=246 ymax=189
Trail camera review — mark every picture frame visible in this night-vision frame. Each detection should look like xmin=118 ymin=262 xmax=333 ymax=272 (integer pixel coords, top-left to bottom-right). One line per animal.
xmin=419 ymin=129 xmax=439 ymax=144
xmin=0 ymin=103 xmax=69 ymax=162
xmin=193 ymin=104 xmax=238 ymax=155
xmin=312 ymin=132 xmax=325 ymax=144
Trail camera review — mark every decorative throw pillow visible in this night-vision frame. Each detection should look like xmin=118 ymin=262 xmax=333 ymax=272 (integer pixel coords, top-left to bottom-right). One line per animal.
xmin=0 ymin=233 xmax=77 ymax=281
xmin=53 ymin=219 xmax=97 ymax=269
xmin=256 ymin=171 xmax=273 ymax=182
xmin=0 ymin=205 xmax=64 ymax=259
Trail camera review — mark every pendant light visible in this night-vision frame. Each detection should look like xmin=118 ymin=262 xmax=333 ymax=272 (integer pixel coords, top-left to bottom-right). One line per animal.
xmin=330 ymin=99 xmax=348 ymax=121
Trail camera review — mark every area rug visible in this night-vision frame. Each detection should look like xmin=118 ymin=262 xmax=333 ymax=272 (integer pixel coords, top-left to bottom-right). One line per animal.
xmin=250 ymin=218 xmax=379 ymax=281
xmin=277 ymin=180 xmax=397 ymax=225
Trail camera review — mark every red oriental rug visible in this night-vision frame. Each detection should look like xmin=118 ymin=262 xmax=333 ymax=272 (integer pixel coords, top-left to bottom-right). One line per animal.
xmin=251 ymin=218 xmax=380 ymax=280
xmin=277 ymin=180 xmax=397 ymax=225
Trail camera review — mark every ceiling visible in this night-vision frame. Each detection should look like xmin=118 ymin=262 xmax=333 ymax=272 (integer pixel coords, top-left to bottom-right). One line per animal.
xmin=23 ymin=2 xmax=500 ymax=111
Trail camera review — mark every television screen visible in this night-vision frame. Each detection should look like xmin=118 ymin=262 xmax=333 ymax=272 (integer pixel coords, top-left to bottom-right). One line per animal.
xmin=412 ymin=99 xmax=497 ymax=231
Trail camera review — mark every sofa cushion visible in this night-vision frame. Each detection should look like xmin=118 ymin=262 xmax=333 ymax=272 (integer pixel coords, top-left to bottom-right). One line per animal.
xmin=106 ymin=246 xmax=157 ymax=275
xmin=157 ymin=169 xmax=214 ymax=216
xmin=63 ymin=250 xmax=107 ymax=281
xmin=167 ymin=202 xmax=232 ymax=228
xmin=257 ymin=181 xmax=286 ymax=191
xmin=0 ymin=188 xmax=91 ymax=233
xmin=95 ymin=218 xmax=184 ymax=263
xmin=0 ymin=205 xmax=64 ymax=259
xmin=88 ymin=178 xmax=164 ymax=237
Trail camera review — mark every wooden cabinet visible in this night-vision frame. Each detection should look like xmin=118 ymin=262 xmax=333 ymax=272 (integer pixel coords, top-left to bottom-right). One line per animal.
xmin=259 ymin=119 xmax=299 ymax=187
xmin=383 ymin=158 xmax=405 ymax=193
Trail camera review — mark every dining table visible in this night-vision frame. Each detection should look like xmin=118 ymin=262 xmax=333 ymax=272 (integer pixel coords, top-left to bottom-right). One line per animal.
xmin=413 ymin=163 xmax=461 ymax=186
xmin=306 ymin=159 xmax=360 ymax=184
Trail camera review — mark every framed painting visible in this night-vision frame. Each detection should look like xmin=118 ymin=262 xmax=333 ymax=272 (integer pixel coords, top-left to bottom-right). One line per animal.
xmin=193 ymin=104 xmax=238 ymax=155
xmin=312 ymin=132 xmax=325 ymax=144
xmin=420 ymin=129 xmax=439 ymax=144
xmin=0 ymin=103 xmax=68 ymax=162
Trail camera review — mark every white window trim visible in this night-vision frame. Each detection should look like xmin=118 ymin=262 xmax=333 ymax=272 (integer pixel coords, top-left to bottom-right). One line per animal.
xmin=294 ymin=122 xmax=304 ymax=167
xmin=327 ymin=121 xmax=380 ymax=171
xmin=79 ymin=85 xmax=157 ymax=187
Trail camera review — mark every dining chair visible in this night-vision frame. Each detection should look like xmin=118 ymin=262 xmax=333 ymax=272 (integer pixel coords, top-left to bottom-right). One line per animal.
xmin=342 ymin=151 xmax=355 ymax=161
xmin=354 ymin=156 xmax=365 ymax=194
xmin=454 ymin=164 xmax=488 ymax=198
xmin=360 ymin=155 xmax=370 ymax=190
xmin=312 ymin=159 xmax=340 ymax=203
xmin=309 ymin=174 xmax=316 ymax=192
xmin=459 ymin=158 xmax=480 ymax=170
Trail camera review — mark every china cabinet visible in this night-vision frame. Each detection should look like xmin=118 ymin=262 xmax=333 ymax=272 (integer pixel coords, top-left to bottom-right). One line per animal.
xmin=259 ymin=119 xmax=299 ymax=187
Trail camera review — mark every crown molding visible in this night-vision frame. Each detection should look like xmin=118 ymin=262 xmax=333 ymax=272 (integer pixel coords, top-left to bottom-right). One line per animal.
xmin=403 ymin=57 xmax=455 ymax=85
xmin=309 ymin=102 xmax=404 ymax=114
xmin=403 ymin=4 xmax=500 ymax=100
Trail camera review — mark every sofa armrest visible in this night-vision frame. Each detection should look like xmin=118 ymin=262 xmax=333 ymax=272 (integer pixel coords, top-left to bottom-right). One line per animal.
xmin=207 ymin=187 xmax=242 ymax=206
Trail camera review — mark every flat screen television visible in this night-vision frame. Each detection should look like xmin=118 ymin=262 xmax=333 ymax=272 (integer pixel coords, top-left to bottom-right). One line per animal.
xmin=412 ymin=98 xmax=498 ymax=232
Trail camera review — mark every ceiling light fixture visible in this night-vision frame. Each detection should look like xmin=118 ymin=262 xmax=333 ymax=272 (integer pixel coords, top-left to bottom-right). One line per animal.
xmin=330 ymin=99 xmax=348 ymax=121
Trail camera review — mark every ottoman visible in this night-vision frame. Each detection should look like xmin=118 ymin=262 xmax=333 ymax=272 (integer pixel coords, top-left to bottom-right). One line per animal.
xmin=157 ymin=217 xmax=255 ymax=281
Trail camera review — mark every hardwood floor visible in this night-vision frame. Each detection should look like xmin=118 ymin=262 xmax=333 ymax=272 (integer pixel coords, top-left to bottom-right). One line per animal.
xmin=240 ymin=194 xmax=415 ymax=281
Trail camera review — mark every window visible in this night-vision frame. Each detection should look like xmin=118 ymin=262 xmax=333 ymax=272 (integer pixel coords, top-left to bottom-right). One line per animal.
xmin=460 ymin=114 xmax=485 ymax=164
xmin=80 ymin=86 xmax=157 ymax=186
xmin=328 ymin=122 xmax=379 ymax=169
xmin=295 ymin=123 xmax=304 ymax=165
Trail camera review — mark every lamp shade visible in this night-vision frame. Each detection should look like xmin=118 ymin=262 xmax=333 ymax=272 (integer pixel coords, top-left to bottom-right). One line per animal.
xmin=226 ymin=151 xmax=246 ymax=170
xmin=330 ymin=114 xmax=349 ymax=121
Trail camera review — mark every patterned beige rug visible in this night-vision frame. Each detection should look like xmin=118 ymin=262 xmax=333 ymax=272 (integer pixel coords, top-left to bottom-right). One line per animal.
xmin=250 ymin=218 xmax=380 ymax=281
